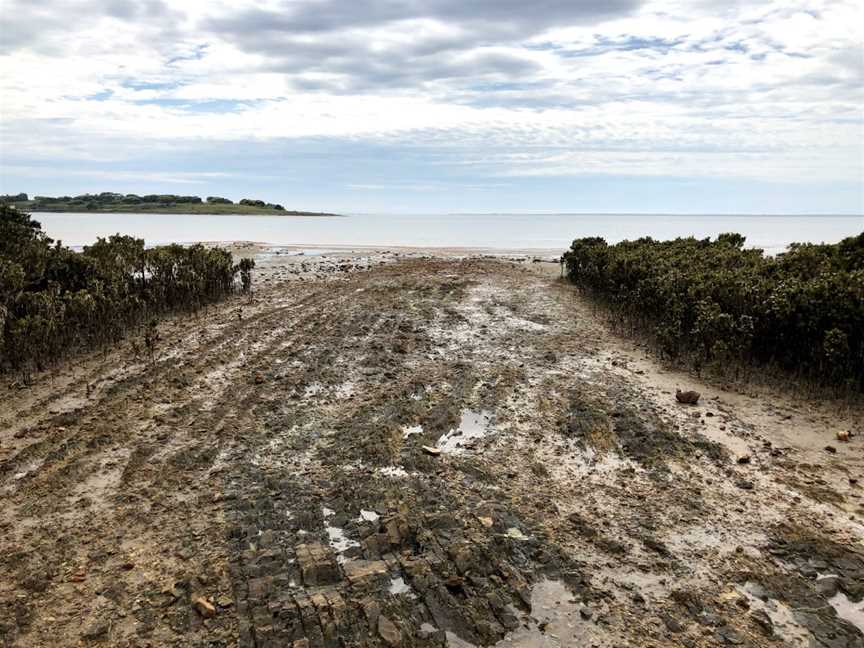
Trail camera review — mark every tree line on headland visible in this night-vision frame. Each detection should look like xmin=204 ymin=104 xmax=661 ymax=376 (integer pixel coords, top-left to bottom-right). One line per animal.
xmin=2 ymin=192 xmax=286 ymax=212
xmin=0 ymin=193 xmax=339 ymax=216
xmin=0 ymin=205 xmax=253 ymax=378
xmin=563 ymin=232 xmax=864 ymax=392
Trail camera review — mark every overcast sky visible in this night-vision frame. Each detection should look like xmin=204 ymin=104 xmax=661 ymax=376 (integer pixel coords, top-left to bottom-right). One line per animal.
xmin=1 ymin=0 xmax=862 ymax=213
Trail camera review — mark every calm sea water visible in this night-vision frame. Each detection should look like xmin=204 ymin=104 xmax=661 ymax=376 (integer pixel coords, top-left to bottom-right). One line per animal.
xmin=32 ymin=212 xmax=863 ymax=254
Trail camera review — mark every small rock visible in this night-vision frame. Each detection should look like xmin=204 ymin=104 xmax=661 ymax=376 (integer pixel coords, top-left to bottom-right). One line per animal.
xmin=676 ymin=389 xmax=701 ymax=405
xmin=342 ymin=560 xmax=387 ymax=585
xmin=580 ymin=607 xmax=593 ymax=620
xmin=662 ymin=614 xmax=684 ymax=633
xmin=477 ymin=516 xmax=494 ymax=528
xmin=750 ymin=610 xmax=773 ymax=636
xmin=82 ymin=618 xmax=109 ymax=640
xmin=378 ymin=615 xmax=401 ymax=647
xmin=505 ymin=527 xmax=529 ymax=541
xmin=824 ymin=445 xmax=837 ymax=454
xmin=422 ymin=446 xmax=441 ymax=456
xmin=799 ymin=564 xmax=817 ymax=579
xmin=736 ymin=479 xmax=754 ymax=490
xmin=737 ymin=455 xmax=751 ymax=465
xmin=716 ymin=625 xmax=744 ymax=645
xmin=361 ymin=598 xmax=381 ymax=625
xmin=445 ymin=575 xmax=465 ymax=592
xmin=192 ymin=596 xmax=216 ymax=618
xmin=815 ymin=575 xmax=840 ymax=597
xmin=836 ymin=430 xmax=850 ymax=442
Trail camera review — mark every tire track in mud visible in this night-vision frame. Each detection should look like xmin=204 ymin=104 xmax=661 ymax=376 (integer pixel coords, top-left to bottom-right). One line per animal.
xmin=217 ymin=263 xmax=601 ymax=648
xmin=2 ymin=258 xmax=863 ymax=648
xmin=0 ymin=279 xmax=350 ymax=646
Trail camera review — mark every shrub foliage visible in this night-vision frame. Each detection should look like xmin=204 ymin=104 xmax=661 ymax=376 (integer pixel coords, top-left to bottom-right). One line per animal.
xmin=563 ymin=232 xmax=864 ymax=389
xmin=0 ymin=205 xmax=254 ymax=374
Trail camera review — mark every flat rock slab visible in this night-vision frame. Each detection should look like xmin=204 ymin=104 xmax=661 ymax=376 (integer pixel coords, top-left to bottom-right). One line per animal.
xmin=342 ymin=559 xmax=388 ymax=585
xmin=296 ymin=543 xmax=340 ymax=586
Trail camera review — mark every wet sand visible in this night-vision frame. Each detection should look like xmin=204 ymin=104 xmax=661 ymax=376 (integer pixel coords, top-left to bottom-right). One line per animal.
xmin=1 ymin=247 xmax=862 ymax=647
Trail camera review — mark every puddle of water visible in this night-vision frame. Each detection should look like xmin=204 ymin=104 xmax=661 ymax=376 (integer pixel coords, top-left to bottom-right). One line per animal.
xmin=359 ymin=509 xmax=380 ymax=522
xmin=293 ymin=248 xmax=340 ymax=256
xmin=322 ymin=506 xmax=359 ymax=563
xmin=737 ymin=582 xmax=811 ymax=647
xmin=388 ymin=576 xmax=417 ymax=598
xmin=447 ymin=579 xmax=595 ymax=647
xmin=829 ymin=591 xmax=864 ymax=632
xmin=438 ymin=410 xmax=494 ymax=453
xmin=402 ymin=424 xmax=423 ymax=439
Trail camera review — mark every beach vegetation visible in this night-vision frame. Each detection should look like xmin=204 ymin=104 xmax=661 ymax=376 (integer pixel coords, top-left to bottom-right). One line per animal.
xmin=563 ymin=233 xmax=864 ymax=390
xmin=0 ymin=205 xmax=254 ymax=377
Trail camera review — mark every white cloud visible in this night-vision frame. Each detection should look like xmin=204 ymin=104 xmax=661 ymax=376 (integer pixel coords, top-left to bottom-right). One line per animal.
xmin=0 ymin=0 xmax=861 ymax=186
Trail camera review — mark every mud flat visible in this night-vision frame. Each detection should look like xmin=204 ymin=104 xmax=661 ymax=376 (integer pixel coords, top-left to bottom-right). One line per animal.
xmin=1 ymin=249 xmax=862 ymax=648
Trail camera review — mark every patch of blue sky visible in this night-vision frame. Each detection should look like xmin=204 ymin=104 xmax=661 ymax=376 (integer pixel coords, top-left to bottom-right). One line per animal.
xmin=132 ymin=98 xmax=255 ymax=113
xmin=84 ymin=90 xmax=113 ymax=101
xmin=524 ymin=42 xmax=560 ymax=52
xmin=467 ymin=80 xmax=550 ymax=92
xmin=121 ymin=80 xmax=183 ymax=91
xmin=555 ymin=36 xmax=684 ymax=58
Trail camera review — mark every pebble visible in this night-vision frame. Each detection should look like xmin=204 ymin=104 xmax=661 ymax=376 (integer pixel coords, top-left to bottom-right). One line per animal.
xmin=192 ymin=596 xmax=216 ymax=618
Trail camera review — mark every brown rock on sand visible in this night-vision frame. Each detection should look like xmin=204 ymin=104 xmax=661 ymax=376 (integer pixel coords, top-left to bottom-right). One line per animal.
xmin=675 ymin=389 xmax=701 ymax=405
xmin=378 ymin=615 xmax=401 ymax=647
xmin=192 ymin=595 xmax=216 ymax=618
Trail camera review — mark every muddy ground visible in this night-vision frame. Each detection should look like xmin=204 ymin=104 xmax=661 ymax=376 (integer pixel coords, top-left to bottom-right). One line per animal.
xmin=1 ymin=250 xmax=862 ymax=648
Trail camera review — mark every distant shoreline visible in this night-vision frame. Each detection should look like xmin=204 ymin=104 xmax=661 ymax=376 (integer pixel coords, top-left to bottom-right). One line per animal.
xmin=21 ymin=205 xmax=342 ymax=217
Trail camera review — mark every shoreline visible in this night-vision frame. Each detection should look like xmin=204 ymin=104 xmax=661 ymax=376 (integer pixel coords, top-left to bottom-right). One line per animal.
xmin=26 ymin=208 xmax=342 ymax=217
xmin=218 ymin=241 xmax=565 ymax=258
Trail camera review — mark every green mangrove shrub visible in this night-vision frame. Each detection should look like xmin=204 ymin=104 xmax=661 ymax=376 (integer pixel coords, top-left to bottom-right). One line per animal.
xmin=563 ymin=232 xmax=864 ymax=389
xmin=0 ymin=205 xmax=255 ymax=374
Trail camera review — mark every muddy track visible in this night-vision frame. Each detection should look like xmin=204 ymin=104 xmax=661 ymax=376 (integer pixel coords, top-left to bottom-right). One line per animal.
xmin=1 ymin=256 xmax=862 ymax=648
